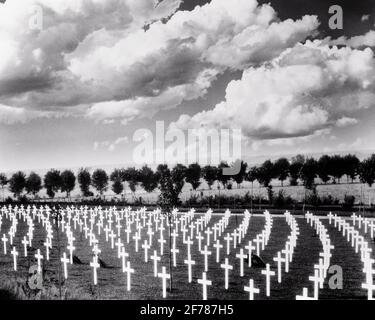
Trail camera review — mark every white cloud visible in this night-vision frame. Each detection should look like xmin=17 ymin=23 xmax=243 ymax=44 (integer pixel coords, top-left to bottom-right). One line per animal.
xmin=0 ymin=0 xmax=318 ymax=124
xmin=362 ymin=15 xmax=370 ymax=22
xmin=172 ymin=41 xmax=375 ymax=140
xmin=336 ymin=117 xmax=359 ymax=127
xmin=329 ymin=30 xmax=375 ymax=48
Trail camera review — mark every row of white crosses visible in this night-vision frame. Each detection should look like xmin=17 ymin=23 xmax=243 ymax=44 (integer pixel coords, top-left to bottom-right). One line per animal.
xmin=328 ymin=213 xmax=374 ymax=300
xmin=1 ymin=205 xmax=47 ymax=274
xmin=350 ymin=213 xmax=375 ymax=239
xmin=297 ymin=212 xmax=334 ymax=300
xmin=272 ymin=211 xmax=300 ymax=291
xmin=252 ymin=210 xmax=273 ymax=256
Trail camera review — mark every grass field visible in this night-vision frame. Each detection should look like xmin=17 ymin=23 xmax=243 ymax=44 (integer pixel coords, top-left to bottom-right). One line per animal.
xmin=0 ymin=207 xmax=373 ymax=300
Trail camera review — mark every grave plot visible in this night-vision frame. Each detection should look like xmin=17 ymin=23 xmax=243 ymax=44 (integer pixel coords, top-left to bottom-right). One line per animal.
xmin=0 ymin=205 xmax=374 ymax=300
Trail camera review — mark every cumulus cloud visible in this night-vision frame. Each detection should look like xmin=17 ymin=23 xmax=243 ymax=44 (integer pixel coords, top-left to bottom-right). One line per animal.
xmin=336 ymin=117 xmax=359 ymax=127
xmin=172 ymin=41 xmax=375 ymax=140
xmin=0 ymin=0 xmax=318 ymax=124
xmin=329 ymin=30 xmax=375 ymax=48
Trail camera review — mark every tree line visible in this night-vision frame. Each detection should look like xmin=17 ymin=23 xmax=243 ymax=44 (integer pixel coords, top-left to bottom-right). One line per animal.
xmin=1 ymin=153 xmax=375 ymax=204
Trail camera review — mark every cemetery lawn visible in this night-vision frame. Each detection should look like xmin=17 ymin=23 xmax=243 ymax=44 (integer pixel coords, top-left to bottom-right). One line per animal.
xmin=0 ymin=213 xmax=372 ymax=300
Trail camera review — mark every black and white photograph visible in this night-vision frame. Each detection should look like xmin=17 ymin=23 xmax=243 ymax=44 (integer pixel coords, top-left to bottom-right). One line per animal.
xmin=0 ymin=0 xmax=375 ymax=304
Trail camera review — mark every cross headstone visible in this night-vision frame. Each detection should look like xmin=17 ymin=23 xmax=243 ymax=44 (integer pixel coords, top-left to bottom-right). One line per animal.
xmin=158 ymin=266 xmax=170 ymax=299
xmin=244 ymin=279 xmax=259 ymax=300
xmin=261 ymin=264 xmax=275 ymax=297
xmin=151 ymin=250 xmax=161 ymax=277
xmin=61 ymin=252 xmax=70 ymax=279
xmin=220 ymin=258 xmax=233 ymax=290
xmin=198 ymin=272 xmax=212 ymax=300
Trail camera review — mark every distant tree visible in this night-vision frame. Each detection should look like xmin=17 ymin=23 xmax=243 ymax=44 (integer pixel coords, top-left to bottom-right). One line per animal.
xmin=289 ymin=155 xmax=305 ymax=186
xmin=171 ymin=164 xmax=186 ymax=194
xmin=358 ymin=155 xmax=375 ymax=187
xmin=246 ymin=166 xmax=258 ymax=186
xmin=9 ymin=171 xmax=26 ymax=199
xmin=0 ymin=173 xmax=8 ymax=201
xmin=216 ymin=162 xmax=230 ymax=189
xmin=139 ymin=166 xmax=159 ymax=193
xmin=112 ymin=180 xmax=124 ymax=196
xmin=60 ymin=170 xmax=76 ymax=198
xmin=343 ymin=154 xmax=360 ymax=183
xmin=202 ymin=165 xmax=219 ymax=189
xmin=231 ymin=160 xmax=248 ymax=188
xmin=110 ymin=169 xmax=124 ymax=196
xmin=317 ymin=155 xmax=331 ymax=184
xmin=274 ymin=158 xmax=290 ymax=187
xmin=78 ymin=168 xmax=92 ymax=197
xmin=44 ymin=169 xmax=62 ymax=199
xmin=329 ymin=155 xmax=345 ymax=183
xmin=185 ymin=163 xmax=202 ymax=191
xmin=124 ymin=167 xmax=140 ymax=197
xmin=92 ymin=169 xmax=109 ymax=196
xmin=300 ymin=158 xmax=318 ymax=190
xmin=156 ymin=163 xmax=186 ymax=293
xmin=257 ymin=160 xmax=274 ymax=188
xmin=257 ymin=160 xmax=275 ymax=203
xmin=25 ymin=172 xmax=42 ymax=197
xmin=157 ymin=164 xmax=185 ymax=210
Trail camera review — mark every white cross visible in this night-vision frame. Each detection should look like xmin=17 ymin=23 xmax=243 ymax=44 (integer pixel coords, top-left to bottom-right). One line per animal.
xmin=147 ymin=228 xmax=154 ymax=244
xmin=109 ymin=230 xmax=116 ymax=249
xmin=2 ymin=234 xmax=8 ymax=254
xmin=198 ymin=272 xmax=212 ymax=300
xmin=309 ymin=269 xmax=321 ymax=300
xmin=142 ymin=240 xmax=151 ymax=262
xmin=22 ymin=236 xmax=28 ymax=257
xmin=273 ymin=252 xmax=285 ymax=283
xmin=296 ymin=287 xmax=315 ymax=300
xmin=244 ymin=279 xmax=259 ymax=300
xmin=67 ymin=243 xmax=75 ymax=264
xmin=205 ymin=228 xmax=213 ymax=246
xmin=158 ymin=266 xmax=170 ymax=299
xmin=184 ymin=254 xmax=196 ymax=283
xmin=171 ymin=246 xmax=179 ymax=267
xmin=281 ymin=246 xmax=291 ymax=272
xmin=120 ymin=247 xmax=129 ymax=272
xmin=90 ymin=256 xmax=100 ymax=285
xmin=232 ymin=229 xmax=238 ymax=249
xmin=11 ymin=246 xmax=18 ymax=271
xmin=133 ymin=232 xmax=141 ymax=253
xmin=61 ymin=252 xmax=70 ymax=279
xmin=261 ymin=263 xmax=275 ymax=297
xmin=115 ymin=238 xmax=123 ymax=258
xmin=314 ymin=259 xmax=325 ymax=288
xmin=201 ymin=245 xmax=212 ymax=272
xmin=245 ymin=241 xmax=255 ymax=267
xmin=224 ymin=233 xmax=232 ymax=255
xmin=213 ymin=240 xmax=223 ymax=263
xmin=236 ymin=249 xmax=247 ymax=277
xmin=196 ymin=233 xmax=204 ymax=252
xmin=185 ymin=236 xmax=193 ymax=258
xmin=35 ymin=249 xmax=43 ymax=273
xmin=220 ymin=258 xmax=233 ymax=290
xmin=125 ymin=225 xmax=132 ymax=243
xmin=124 ymin=261 xmax=135 ymax=291
xmin=151 ymin=250 xmax=161 ymax=277
xmin=254 ymin=235 xmax=262 ymax=256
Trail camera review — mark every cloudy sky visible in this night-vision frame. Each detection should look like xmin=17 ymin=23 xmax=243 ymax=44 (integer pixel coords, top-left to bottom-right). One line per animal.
xmin=1 ymin=0 xmax=375 ymax=172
